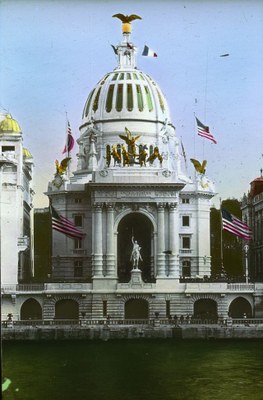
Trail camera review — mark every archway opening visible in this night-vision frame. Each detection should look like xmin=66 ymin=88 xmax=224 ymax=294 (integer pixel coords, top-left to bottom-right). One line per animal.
xmin=20 ymin=298 xmax=42 ymax=320
xmin=229 ymin=297 xmax=252 ymax=318
xmin=55 ymin=299 xmax=79 ymax=319
xmin=194 ymin=299 xmax=218 ymax=320
xmin=117 ymin=212 xmax=154 ymax=282
xmin=125 ymin=298 xmax=149 ymax=319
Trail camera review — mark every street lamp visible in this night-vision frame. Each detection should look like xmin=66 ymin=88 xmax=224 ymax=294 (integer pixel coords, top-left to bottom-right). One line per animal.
xmin=243 ymin=244 xmax=249 ymax=285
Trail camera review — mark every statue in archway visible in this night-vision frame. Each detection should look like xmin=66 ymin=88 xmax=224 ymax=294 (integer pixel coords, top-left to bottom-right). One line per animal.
xmin=130 ymin=236 xmax=143 ymax=269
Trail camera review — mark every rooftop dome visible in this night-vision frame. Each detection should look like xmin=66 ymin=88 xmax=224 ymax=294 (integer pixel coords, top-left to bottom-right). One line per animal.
xmin=80 ymin=16 xmax=171 ymax=138
xmin=0 ymin=113 xmax=22 ymax=134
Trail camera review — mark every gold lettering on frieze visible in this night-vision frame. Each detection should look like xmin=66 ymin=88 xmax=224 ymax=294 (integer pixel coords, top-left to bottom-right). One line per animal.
xmin=118 ymin=191 xmax=153 ymax=197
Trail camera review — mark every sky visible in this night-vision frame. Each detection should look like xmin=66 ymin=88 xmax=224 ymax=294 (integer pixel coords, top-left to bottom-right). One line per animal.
xmin=0 ymin=0 xmax=262 ymax=208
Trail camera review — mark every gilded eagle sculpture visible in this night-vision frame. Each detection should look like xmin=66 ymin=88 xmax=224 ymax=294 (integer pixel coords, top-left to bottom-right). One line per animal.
xmin=190 ymin=159 xmax=207 ymax=174
xmin=112 ymin=13 xmax=142 ymax=33
xmin=55 ymin=157 xmax=71 ymax=175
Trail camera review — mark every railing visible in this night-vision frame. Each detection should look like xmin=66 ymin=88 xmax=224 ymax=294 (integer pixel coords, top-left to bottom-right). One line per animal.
xmin=227 ymin=283 xmax=255 ymax=291
xmin=1 ymin=284 xmax=45 ymax=293
xmin=72 ymin=249 xmax=87 ymax=255
xmin=3 ymin=318 xmax=263 ymax=328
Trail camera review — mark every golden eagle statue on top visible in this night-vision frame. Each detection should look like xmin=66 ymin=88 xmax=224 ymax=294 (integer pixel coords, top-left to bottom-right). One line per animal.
xmin=190 ymin=159 xmax=207 ymax=175
xmin=55 ymin=157 xmax=71 ymax=175
xmin=112 ymin=14 xmax=142 ymax=33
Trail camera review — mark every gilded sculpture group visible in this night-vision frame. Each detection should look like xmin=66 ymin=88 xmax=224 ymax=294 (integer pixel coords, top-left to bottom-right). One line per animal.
xmin=106 ymin=127 xmax=163 ymax=168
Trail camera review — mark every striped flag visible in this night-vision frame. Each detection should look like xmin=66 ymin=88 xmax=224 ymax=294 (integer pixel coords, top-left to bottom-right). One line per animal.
xmin=142 ymin=45 xmax=158 ymax=57
xmin=195 ymin=117 xmax=217 ymax=144
xmin=221 ymin=208 xmax=252 ymax=240
xmin=51 ymin=205 xmax=84 ymax=239
xmin=62 ymin=120 xmax=75 ymax=154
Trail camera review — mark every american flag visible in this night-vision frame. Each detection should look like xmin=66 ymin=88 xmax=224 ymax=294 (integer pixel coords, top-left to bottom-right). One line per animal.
xmin=195 ymin=117 xmax=217 ymax=144
xmin=221 ymin=208 xmax=252 ymax=240
xmin=62 ymin=120 xmax=75 ymax=154
xmin=51 ymin=205 xmax=84 ymax=239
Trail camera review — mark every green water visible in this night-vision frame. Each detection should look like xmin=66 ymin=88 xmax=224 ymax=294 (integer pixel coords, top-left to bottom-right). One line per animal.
xmin=2 ymin=339 xmax=263 ymax=400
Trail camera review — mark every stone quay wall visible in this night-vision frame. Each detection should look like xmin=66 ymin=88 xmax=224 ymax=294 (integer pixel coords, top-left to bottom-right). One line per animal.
xmin=2 ymin=325 xmax=263 ymax=341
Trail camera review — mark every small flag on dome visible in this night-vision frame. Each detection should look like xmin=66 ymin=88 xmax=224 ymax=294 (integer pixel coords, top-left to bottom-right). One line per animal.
xmin=142 ymin=45 xmax=158 ymax=57
xmin=195 ymin=117 xmax=217 ymax=144
xmin=62 ymin=120 xmax=75 ymax=154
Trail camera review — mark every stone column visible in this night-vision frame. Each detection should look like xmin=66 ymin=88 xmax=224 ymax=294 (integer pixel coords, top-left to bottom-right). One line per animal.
xmin=156 ymin=203 xmax=166 ymax=277
xmin=168 ymin=202 xmax=179 ymax=277
xmin=93 ymin=203 xmax=103 ymax=276
xmin=106 ymin=203 xmax=116 ymax=276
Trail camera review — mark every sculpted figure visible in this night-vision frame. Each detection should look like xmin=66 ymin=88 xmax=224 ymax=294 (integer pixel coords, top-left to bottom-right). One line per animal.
xmin=130 ymin=236 xmax=143 ymax=269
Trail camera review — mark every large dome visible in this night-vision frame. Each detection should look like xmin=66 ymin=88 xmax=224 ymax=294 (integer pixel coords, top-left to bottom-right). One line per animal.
xmin=81 ymin=69 xmax=170 ymax=127
xmin=73 ymin=18 xmax=182 ymax=177
xmin=79 ymin=24 xmax=172 ymax=141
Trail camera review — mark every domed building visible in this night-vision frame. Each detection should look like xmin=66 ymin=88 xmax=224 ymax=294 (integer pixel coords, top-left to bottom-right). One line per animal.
xmin=45 ymin=17 xmax=217 ymax=320
xmin=0 ymin=113 xmax=34 ymax=285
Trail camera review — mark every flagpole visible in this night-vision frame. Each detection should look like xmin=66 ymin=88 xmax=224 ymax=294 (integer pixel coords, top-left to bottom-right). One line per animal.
xmin=219 ymin=197 xmax=224 ymax=273
xmin=66 ymin=113 xmax=71 ymax=178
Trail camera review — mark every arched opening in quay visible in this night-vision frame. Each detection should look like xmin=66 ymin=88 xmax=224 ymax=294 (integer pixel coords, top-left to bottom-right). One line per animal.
xmin=20 ymin=298 xmax=42 ymax=320
xmin=125 ymin=298 xmax=149 ymax=319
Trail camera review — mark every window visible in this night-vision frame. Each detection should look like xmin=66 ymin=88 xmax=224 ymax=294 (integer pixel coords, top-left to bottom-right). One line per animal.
xmin=83 ymin=88 xmax=95 ymax=117
xmin=74 ymin=261 xmax=83 ymax=277
xmin=74 ymin=215 xmax=83 ymax=227
xmin=127 ymin=84 xmax=133 ymax=111
xmin=103 ymin=300 xmax=107 ymax=317
xmin=112 ymin=73 xmax=118 ymax=81
xmin=74 ymin=238 xmax=82 ymax=249
xmin=182 ymin=260 xmax=191 ymax=277
xmin=144 ymin=86 xmax=153 ymax=111
xmin=156 ymin=89 xmax=165 ymax=112
xmin=75 ymin=198 xmax=82 ymax=204
xmin=136 ymin=85 xmax=143 ymax=111
xmin=182 ymin=236 xmax=190 ymax=249
xmin=106 ymin=85 xmax=114 ymax=112
xmin=2 ymin=146 xmax=15 ymax=152
xmin=166 ymin=300 xmax=170 ymax=317
xmin=182 ymin=216 xmax=190 ymax=227
xmin=182 ymin=198 xmax=190 ymax=204
xmin=116 ymin=84 xmax=123 ymax=111
xmin=92 ymin=87 xmax=101 ymax=112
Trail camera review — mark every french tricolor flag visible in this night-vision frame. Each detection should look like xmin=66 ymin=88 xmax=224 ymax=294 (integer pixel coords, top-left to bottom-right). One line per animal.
xmin=142 ymin=45 xmax=158 ymax=57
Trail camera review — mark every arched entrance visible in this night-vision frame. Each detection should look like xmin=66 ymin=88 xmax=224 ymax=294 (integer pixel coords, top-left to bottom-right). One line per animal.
xmin=229 ymin=297 xmax=252 ymax=318
xmin=117 ymin=212 xmax=154 ymax=282
xmin=20 ymin=298 xmax=42 ymax=320
xmin=55 ymin=299 xmax=79 ymax=319
xmin=125 ymin=299 xmax=149 ymax=319
xmin=194 ymin=299 xmax=218 ymax=320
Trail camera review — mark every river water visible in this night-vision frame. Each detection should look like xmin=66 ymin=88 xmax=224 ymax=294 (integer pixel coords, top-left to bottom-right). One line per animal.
xmin=2 ymin=339 xmax=263 ymax=400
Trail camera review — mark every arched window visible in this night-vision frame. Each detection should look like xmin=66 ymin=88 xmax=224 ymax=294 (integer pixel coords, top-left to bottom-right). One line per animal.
xmin=116 ymin=84 xmax=123 ymax=111
xmin=144 ymin=86 xmax=153 ymax=111
xmin=127 ymin=84 xmax=133 ymax=111
xmin=106 ymin=85 xmax=114 ymax=112
xmin=156 ymin=89 xmax=165 ymax=112
xmin=83 ymin=88 xmax=95 ymax=118
xmin=92 ymin=87 xmax=101 ymax=112
xmin=136 ymin=85 xmax=143 ymax=111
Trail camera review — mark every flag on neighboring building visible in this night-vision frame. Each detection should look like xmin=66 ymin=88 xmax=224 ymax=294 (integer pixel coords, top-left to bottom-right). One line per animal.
xmin=142 ymin=45 xmax=158 ymax=57
xmin=62 ymin=120 xmax=75 ymax=154
xmin=51 ymin=205 xmax=84 ymax=239
xmin=180 ymin=138 xmax=187 ymax=167
xmin=221 ymin=208 xmax=252 ymax=240
xmin=195 ymin=117 xmax=217 ymax=144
